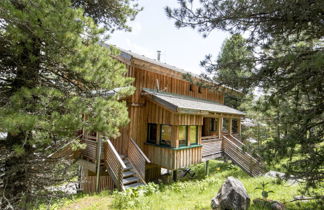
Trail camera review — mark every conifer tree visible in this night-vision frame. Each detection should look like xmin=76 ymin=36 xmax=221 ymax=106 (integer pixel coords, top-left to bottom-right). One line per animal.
xmin=0 ymin=0 xmax=140 ymax=208
xmin=166 ymin=0 xmax=324 ymax=194
xmin=201 ymin=34 xmax=253 ymax=108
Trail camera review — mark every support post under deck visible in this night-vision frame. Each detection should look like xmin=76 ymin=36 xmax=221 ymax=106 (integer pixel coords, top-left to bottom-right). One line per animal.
xmin=173 ymin=170 xmax=178 ymax=182
xmin=95 ymin=137 xmax=102 ymax=193
xmin=205 ymin=160 xmax=210 ymax=176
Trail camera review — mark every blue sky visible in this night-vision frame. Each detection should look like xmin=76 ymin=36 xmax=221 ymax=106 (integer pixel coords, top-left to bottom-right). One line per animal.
xmin=109 ymin=0 xmax=229 ymax=75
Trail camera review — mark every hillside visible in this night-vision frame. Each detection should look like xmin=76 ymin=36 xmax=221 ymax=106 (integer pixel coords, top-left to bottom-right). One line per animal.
xmin=41 ymin=160 xmax=320 ymax=210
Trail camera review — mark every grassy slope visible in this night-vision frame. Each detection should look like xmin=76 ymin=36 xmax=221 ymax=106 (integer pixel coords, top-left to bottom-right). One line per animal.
xmin=43 ymin=160 xmax=319 ymax=210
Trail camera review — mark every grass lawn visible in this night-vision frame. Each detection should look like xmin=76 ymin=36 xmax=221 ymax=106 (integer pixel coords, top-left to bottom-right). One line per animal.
xmin=41 ymin=160 xmax=321 ymax=210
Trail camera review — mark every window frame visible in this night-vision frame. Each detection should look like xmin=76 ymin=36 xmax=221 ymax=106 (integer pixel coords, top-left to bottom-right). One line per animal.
xmin=198 ymin=86 xmax=202 ymax=93
xmin=178 ymin=125 xmax=188 ymax=147
xmin=189 ymin=125 xmax=199 ymax=145
xmin=189 ymin=84 xmax=194 ymax=92
xmin=160 ymin=124 xmax=172 ymax=147
xmin=147 ymin=123 xmax=157 ymax=144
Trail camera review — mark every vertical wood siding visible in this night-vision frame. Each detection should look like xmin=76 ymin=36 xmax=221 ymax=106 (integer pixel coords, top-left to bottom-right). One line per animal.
xmin=144 ymin=144 xmax=202 ymax=170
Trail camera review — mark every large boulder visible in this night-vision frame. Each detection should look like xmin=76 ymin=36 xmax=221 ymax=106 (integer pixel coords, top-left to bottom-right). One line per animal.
xmin=211 ymin=176 xmax=250 ymax=210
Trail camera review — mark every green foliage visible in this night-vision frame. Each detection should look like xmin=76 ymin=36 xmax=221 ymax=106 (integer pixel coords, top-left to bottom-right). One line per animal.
xmin=201 ymin=34 xmax=254 ymax=108
xmin=112 ymin=183 xmax=159 ymax=209
xmin=0 ymin=0 xmax=139 ymax=208
xmin=51 ymin=160 xmax=322 ymax=210
xmin=166 ymin=0 xmax=324 ymax=192
xmin=201 ymin=34 xmax=253 ymax=91
xmin=255 ymin=182 xmax=274 ymax=199
xmin=72 ymin=0 xmax=142 ymax=32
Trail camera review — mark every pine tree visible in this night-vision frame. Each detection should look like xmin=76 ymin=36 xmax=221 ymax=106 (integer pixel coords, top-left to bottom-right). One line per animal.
xmin=201 ymin=34 xmax=254 ymax=108
xmin=166 ymin=0 xmax=324 ymax=194
xmin=0 ymin=0 xmax=140 ymax=208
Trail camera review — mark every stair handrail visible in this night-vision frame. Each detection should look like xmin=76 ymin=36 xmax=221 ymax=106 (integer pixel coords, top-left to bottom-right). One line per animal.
xmin=103 ymin=138 xmax=126 ymax=190
xmin=228 ymin=134 xmax=245 ymax=148
xmin=223 ymin=136 xmax=265 ymax=176
xmin=106 ymin=138 xmax=127 ymax=169
xmin=130 ymin=138 xmax=151 ymax=163
xmin=127 ymin=138 xmax=150 ymax=184
xmin=229 ymin=134 xmax=263 ymax=161
xmin=223 ymin=136 xmax=258 ymax=163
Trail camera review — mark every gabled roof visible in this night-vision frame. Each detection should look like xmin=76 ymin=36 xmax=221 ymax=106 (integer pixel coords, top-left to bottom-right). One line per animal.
xmin=102 ymin=43 xmax=242 ymax=96
xmin=143 ymin=88 xmax=245 ymax=116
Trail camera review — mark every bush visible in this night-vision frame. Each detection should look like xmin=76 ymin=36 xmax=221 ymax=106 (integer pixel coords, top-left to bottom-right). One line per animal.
xmin=112 ymin=182 xmax=159 ymax=209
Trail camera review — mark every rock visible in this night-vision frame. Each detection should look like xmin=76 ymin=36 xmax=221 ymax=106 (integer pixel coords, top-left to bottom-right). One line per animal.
xmin=253 ymin=198 xmax=285 ymax=210
xmin=211 ymin=176 xmax=250 ymax=210
xmin=264 ymin=171 xmax=299 ymax=185
xmin=47 ymin=182 xmax=78 ymax=194
xmin=293 ymin=195 xmax=313 ymax=202
xmin=264 ymin=171 xmax=286 ymax=179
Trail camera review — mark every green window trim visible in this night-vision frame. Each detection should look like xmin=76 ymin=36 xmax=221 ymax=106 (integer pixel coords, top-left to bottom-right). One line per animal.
xmin=145 ymin=142 xmax=202 ymax=150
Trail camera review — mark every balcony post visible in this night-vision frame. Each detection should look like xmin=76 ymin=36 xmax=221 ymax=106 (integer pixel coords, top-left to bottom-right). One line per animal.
xmin=218 ymin=117 xmax=223 ymax=139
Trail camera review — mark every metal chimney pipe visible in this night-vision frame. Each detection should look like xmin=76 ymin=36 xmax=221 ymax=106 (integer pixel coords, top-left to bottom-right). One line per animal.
xmin=157 ymin=50 xmax=161 ymax=61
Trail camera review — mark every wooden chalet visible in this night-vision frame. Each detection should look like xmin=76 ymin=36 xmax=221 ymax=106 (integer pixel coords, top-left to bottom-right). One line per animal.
xmin=54 ymin=47 xmax=264 ymax=193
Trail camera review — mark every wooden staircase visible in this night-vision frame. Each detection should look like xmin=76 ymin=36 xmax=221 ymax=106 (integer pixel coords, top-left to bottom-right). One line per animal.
xmin=120 ymin=154 xmax=145 ymax=189
xmin=103 ymin=138 xmax=150 ymax=191
xmin=222 ymin=134 xmax=265 ymax=176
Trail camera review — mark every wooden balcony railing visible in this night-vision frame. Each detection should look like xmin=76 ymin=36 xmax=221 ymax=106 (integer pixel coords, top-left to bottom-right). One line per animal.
xmin=128 ymin=138 xmax=150 ymax=182
xmin=103 ymin=139 xmax=126 ymax=191
xmin=201 ymin=135 xmax=220 ymax=141
xmin=80 ymin=138 xmax=104 ymax=162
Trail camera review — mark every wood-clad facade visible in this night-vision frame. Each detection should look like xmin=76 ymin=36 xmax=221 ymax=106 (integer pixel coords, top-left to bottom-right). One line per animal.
xmin=112 ymin=51 xmax=244 ymax=180
xmin=74 ymin=49 xmax=251 ymax=192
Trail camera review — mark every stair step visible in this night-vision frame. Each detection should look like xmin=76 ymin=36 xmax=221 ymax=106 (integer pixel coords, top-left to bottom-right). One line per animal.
xmin=123 ymin=171 xmax=136 ymax=178
xmin=124 ymin=182 xmax=144 ymax=189
xmin=123 ymin=165 xmax=133 ymax=171
xmin=123 ymin=177 xmax=139 ymax=185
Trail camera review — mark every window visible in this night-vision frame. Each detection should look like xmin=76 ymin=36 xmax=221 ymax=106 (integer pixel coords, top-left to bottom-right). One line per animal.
xmin=179 ymin=125 xmax=187 ymax=146
xmin=147 ymin=123 xmax=157 ymax=144
xmin=210 ymin=118 xmax=218 ymax=131
xmin=189 ymin=84 xmax=193 ymax=91
xmin=189 ymin=126 xmax=198 ymax=145
xmin=232 ymin=119 xmax=238 ymax=133
xmin=198 ymin=86 xmax=202 ymax=93
xmin=160 ymin=125 xmax=172 ymax=146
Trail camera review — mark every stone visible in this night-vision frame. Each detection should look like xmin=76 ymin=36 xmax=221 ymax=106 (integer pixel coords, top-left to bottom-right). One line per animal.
xmin=264 ymin=171 xmax=286 ymax=179
xmin=253 ymin=198 xmax=285 ymax=210
xmin=264 ymin=171 xmax=299 ymax=185
xmin=211 ymin=176 xmax=250 ymax=210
